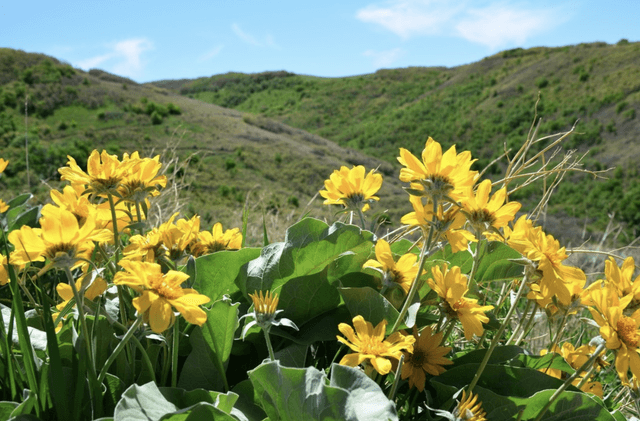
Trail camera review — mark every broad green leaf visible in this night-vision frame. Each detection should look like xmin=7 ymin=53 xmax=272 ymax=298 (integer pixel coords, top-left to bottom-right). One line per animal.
xmin=158 ymin=387 xmax=238 ymax=413
xmin=158 ymin=403 xmax=237 ymax=421
xmin=427 ymin=245 xmax=473 ymax=274
xmin=510 ymin=352 xmax=575 ymax=375
xmin=475 ymin=241 xmax=523 ymax=283
xmin=194 ymin=248 xmax=262 ymax=302
xmin=451 ymin=345 xmax=524 ymax=368
xmin=230 ymin=380 xmax=267 ymax=421
xmin=338 ymin=287 xmax=400 ymax=334
xmin=178 ymin=328 xmax=224 ymax=391
xmin=473 ymin=385 xmax=523 ymax=421
xmin=274 ymin=342 xmax=308 ymax=368
xmin=292 ymin=305 xmax=352 ymax=345
xmin=278 ymin=268 xmax=341 ymax=326
xmin=201 ymin=299 xmax=240 ymax=367
xmin=512 ymin=389 xmax=615 ymax=420
xmin=238 ymin=218 xmax=373 ymax=296
xmin=85 ymin=315 xmax=117 ymax=369
xmin=389 ymin=238 xmax=417 ymax=256
xmin=115 ymin=382 xmax=178 ymax=420
xmin=248 ymin=360 xmax=397 ymax=421
xmin=0 ymin=402 xmax=18 ymax=421
xmin=103 ymin=373 xmax=126 ymax=417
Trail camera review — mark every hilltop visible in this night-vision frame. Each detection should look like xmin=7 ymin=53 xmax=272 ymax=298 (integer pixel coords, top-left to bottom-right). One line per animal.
xmin=0 ymin=48 xmax=406 ymax=244
xmin=151 ymin=41 xmax=640 ymax=244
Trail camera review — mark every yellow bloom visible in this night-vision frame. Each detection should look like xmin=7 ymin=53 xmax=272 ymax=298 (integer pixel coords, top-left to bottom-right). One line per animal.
xmin=241 ymin=290 xmax=298 ymax=337
xmin=508 ymin=217 xmax=585 ymax=306
xmin=401 ymin=196 xmax=475 ymax=253
xmin=397 ymin=137 xmax=478 ymax=203
xmin=114 ymin=260 xmax=210 ymax=333
xmin=119 ymin=152 xmax=167 ymax=203
xmin=56 ymin=271 xmax=108 ymax=311
xmin=8 ymin=209 xmax=112 ymax=270
xmin=540 ymin=343 xmax=604 ymax=397
xmin=461 ymin=179 xmax=521 ymax=237
xmin=400 ymin=326 xmax=453 ymax=391
xmin=589 ymin=284 xmax=640 ymax=384
xmin=428 ymin=264 xmax=493 ymax=340
xmin=604 ymin=256 xmax=640 ymax=302
xmin=362 ymin=239 xmax=420 ymax=296
xmin=192 ymin=222 xmax=243 ymax=257
xmin=0 ymin=158 xmax=8 ymax=174
xmin=0 ymin=254 xmax=9 ymax=285
xmin=0 ymin=159 xmax=9 ymax=213
xmin=59 ymin=150 xmax=134 ymax=197
xmin=319 ymin=165 xmax=382 ymax=212
xmin=453 ymin=391 xmax=487 ymax=421
xmin=337 ymin=315 xmax=415 ymax=375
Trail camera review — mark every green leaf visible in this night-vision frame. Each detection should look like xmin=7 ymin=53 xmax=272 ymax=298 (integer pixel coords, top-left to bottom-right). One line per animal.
xmin=238 ymin=218 xmax=373 ymax=297
xmin=0 ymin=402 xmax=18 ymax=421
xmin=158 ymin=403 xmax=237 ymax=421
xmin=451 ymin=345 xmax=524 ymax=367
xmin=428 ymin=245 xmax=473 ymax=274
xmin=510 ymin=352 xmax=575 ymax=375
xmin=194 ymin=248 xmax=262 ymax=302
xmin=511 ymin=389 xmax=615 ymax=420
xmin=338 ymin=287 xmax=400 ymax=334
xmin=274 ymin=342 xmax=308 ymax=368
xmin=178 ymin=327 xmax=224 ymax=391
xmin=475 ymin=241 xmax=523 ymax=283
xmin=292 ymin=305 xmax=352 ymax=345
xmin=248 ymin=360 xmax=398 ymax=421
xmin=278 ymin=268 xmax=341 ymax=327
xmin=230 ymin=380 xmax=267 ymax=421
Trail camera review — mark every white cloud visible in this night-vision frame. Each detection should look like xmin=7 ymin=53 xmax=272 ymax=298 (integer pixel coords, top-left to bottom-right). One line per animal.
xmin=357 ymin=0 xmax=562 ymax=49
xmin=198 ymin=45 xmax=224 ymax=62
xmin=363 ymin=48 xmax=405 ymax=67
xmin=232 ymin=23 xmax=280 ymax=49
xmin=75 ymin=38 xmax=153 ymax=79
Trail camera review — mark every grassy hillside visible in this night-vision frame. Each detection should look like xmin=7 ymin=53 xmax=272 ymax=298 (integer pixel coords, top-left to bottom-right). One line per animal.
xmin=0 ymin=48 xmax=407 ymax=244
xmin=154 ymin=41 xmax=640 ymax=243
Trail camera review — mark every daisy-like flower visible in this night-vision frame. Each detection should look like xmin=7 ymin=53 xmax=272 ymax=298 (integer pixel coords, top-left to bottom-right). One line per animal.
xmin=59 ymin=150 xmax=134 ymax=197
xmin=401 ymin=196 xmax=475 ymax=253
xmin=603 ymin=256 xmax=640 ymax=303
xmin=336 ymin=315 xmax=415 ymax=375
xmin=508 ymin=219 xmax=586 ymax=306
xmin=588 ymin=283 xmax=640 ymax=384
xmin=362 ymin=239 xmax=420 ymax=296
xmin=191 ymin=222 xmax=243 ymax=257
xmin=8 ymin=208 xmax=112 ymax=271
xmin=397 ymin=137 xmax=478 ymax=204
xmin=453 ymin=391 xmax=487 ymax=421
xmin=56 ymin=270 xmax=108 ymax=311
xmin=539 ymin=343 xmax=605 ymax=397
xmin=0 ymin=253 xmax=9 ymax=285
xmin=319 ymin=165 xmax=382 ymax=212
xmin=240 ymin=290 xmax=298 ymax=338
xmin=460 ymin=179 xmax=521 ymax=238
xmin=401 ymin=326 xmax=453 ymax=391
xmin=119 ymin=152 xmax=167 ymax=203
xmin=0 ymin=158 xmax=10 ymax=213
xmin=428 ymin=264 xmax=494 ymax=340
xmin=113 ymin=260 xmax=210 ymax=333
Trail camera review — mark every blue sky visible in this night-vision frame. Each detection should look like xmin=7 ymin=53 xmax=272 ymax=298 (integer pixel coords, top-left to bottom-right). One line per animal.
xmin=1 ymin=0 xmax=638 ymax=83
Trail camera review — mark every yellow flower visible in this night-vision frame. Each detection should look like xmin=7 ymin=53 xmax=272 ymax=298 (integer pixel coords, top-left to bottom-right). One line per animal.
xmin=59 ymin=150 xmax=134 ymax=197
xmin=401 ymin=196 xmax=475 ymax=253
xmin=0 ymin=158 xmax=8 ymax=174
xmin=508 ymin=217 xmax=585 ymax=306
xmin=241 ymin=290 xmax=298 ymax=338
xmin=539 ymin=343 xmax=604 ymax=397
xmin=461 ymin=179 xmax=521 ymax=237
xmin=319 ymin=165 xmax=382 ymax=212
xmin=397 ymin=137 xmax=478 ymax=203
xmin=589 ymin=284 xmax=640 ymax=384
xmin=337 ymin=315 xmax=415 ymax=375
xmin=453 ymin=391 xmax=487 ymax=421
xmin=362 ymin=239 xmax=420 ymax=296
xmin=192 ymin=222 xmax=243 ymax=257
xmin=8 ymin=209 xmax=112 ymax=270
xmin=428 ymin=264 xmax=493 ymax=340
xmin=119 ymin=152 xmax=167 ymax=203
xmin=56 ymin=271 xmax=108 ymax=311
xmin=0 ymin=253 xmax=9 ymax=285
xmin=114 ymin=260 xmax=210 ymax=333
xmin=400 ymin=326 xmax=453 ymax=391
xmin=0 ymin=158 xmax=9 ymax=213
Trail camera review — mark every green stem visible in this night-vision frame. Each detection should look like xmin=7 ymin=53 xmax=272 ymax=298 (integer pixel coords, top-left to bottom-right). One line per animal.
xmin=356 ymin=207 xmax=367 ymax=230
xmin=439 ymin=319 xmax=456 ymax=346
xmin=172 ymin=320 xmax=180 ymax=387
xmin=467 ymin=271 xmax=529 ymax=393
xmin=515 ymin=302 xmax=539 ymax=346
xmin=264 ymin=328 xmax=276 ymax=361
xmin=467 ymin=238 xmax=485 ymax=286
xmin=388 ymin=354 xmax=404 ymax=401
xmin=574 ymin=365 xmax=597 ymax=391
xmin=97 ymin=316 xmax=143 ymax=383
xmin=506 ymin=299 xmax=532 ymax=346
xmin=107 ymin=193 xmax=121 ymax=264
xmin=533 ymin=343 xmax=607 ymax=421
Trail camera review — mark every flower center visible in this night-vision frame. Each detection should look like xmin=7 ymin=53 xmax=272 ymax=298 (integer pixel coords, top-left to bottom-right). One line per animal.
xmin=617 ymin=316 xmax=640 ymax=348
xmin=46 ymin=243 xmax=76 ymax=260
xmin=421 ymin=175 xmax=454 ymax=201
xmin=468 ymin=209 xmax=496 ymax=229
xmin=410 ymin=348 xmax=425 ymax=367
xmin=149 ymin=274 xmax=183 ymax=300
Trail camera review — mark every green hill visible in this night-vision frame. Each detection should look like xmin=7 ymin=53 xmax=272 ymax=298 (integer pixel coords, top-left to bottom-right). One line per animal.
xmin=0 ymin=48 xmax=406 ymax=244
xmin=151 ymin=41 xmax=640 ymax=243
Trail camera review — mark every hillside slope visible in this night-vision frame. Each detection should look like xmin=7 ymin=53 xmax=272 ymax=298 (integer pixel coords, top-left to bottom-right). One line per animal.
xmin=152 ymin=41 xmax=640 ymax=242
xmin=0 ymin=49 xmax=405 ymax=244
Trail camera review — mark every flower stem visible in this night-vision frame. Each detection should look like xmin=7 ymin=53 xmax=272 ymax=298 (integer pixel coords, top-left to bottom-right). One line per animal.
xmin=107 ymin=193 xmax=121 ymax=264
xmin=97 ymin=316 xmax=143 ymax=383
xmin=533 ymin=343 xmax=607 ymax=421
xmin=264 ymin=328 xmax=276 ymax=361
xmin=439 ymin=319 xmax=456 ymax=346
xmin=172 ymin=320 xmax=180 ymax=387
xmin=515 ymin=303 xmax=539 ymax=346
xmin=467 ymin=271 xmax=529 ymax=393
xmin=506 ymin=299 xmax=532 ymax=346
xmin=388 ymin=354 xmax=405 ymax=401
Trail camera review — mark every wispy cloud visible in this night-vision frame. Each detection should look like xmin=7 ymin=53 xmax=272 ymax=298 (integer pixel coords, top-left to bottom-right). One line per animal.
xmin=232 ymin=23 xmax=280 ymax=48
xmin=198 ymin=44 xmax=224 ymax=62
xmin=363 ymin=48 xmax=405 ymax=67
xmin=75 ymin=38 xmax=153 ymax=78
xmin=357 ymin=0 xmax=564 ymax=49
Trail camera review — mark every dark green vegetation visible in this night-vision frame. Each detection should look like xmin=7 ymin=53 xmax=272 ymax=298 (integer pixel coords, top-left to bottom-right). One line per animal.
xmin=0 ymin=48 xmax=405 ymax=244
xmin=155 ymin=41 xmax=640 ymax=244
